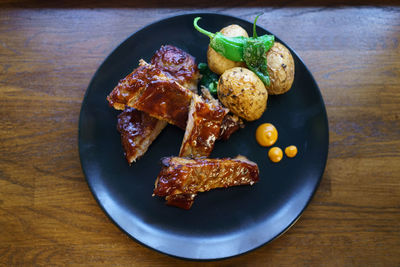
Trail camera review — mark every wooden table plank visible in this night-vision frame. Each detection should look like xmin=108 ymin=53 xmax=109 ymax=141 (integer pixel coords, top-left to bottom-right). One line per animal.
xmin=1 ymin=4 xmax=399 ymax=266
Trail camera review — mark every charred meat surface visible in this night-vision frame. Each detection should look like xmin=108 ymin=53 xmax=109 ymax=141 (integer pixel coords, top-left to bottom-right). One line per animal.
xmin=179 ymin=94 xmax=228 ymax=158
xmin=107 ymin=61 xmax=194 ymax=129
xmin=153 ymin=156 xmax=259 ymax=209
xmin=117 ymin=107 xmax=167 ymax=163
xmin=151 ymin=45 xmax=200 ymax=93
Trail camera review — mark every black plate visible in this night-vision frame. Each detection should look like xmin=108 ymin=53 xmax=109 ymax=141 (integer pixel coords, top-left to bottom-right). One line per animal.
xmin=79 ymin=13 xmax=329 ymax=260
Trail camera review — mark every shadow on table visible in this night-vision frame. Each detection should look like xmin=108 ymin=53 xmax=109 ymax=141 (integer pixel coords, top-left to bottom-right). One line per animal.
xmin=1 ymin=0 xmax=400 ymax=8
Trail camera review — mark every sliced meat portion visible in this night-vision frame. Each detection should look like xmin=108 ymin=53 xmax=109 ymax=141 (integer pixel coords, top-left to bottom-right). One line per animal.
xmin=219 ymin=114 xmax=244 ymax=140
xmin=111 ymin=47 xmax=201 ymax=165
xmin=117 ymin=107 xmax=167 ymax=164
xmin=107 ymin=60 xmax=170 ymax=111
xmin=200 ymin=86 xmax=220 ymax=106
xmin=165 ymin=193 xmax=197 ymax=210
xmin=153 ymin=156 xmax=259 ymax=209
xmin=151 ymin=45 xmax=200 ymax=93
xmin=133 ymin=81 xmax=192 ymax=130
xmin=179 ymin=94 xmax=228 ymax=158
xmin=200 ymin=87 xmax=244 ymax=140
xmin=107 ymin=60 xmax=194 ymax=129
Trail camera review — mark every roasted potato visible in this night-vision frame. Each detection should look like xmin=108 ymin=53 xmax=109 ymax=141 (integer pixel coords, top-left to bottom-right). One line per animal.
xmin=218 ymin=67 xmax=268 ymax=121
xmin=207 ymin=25 xmax=248 ymax=75
xmin=265 ymin=42 xmax=295 ymax=95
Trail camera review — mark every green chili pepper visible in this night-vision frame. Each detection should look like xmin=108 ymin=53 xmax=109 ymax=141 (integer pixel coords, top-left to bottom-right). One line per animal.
xmin=193 ymin=15 xmax=274 ymax=86
xmin=244 ymin=13 xmax=274 ymax=86
xmin=198 ymin=62 xmax=218 ymax=95
xmin=244 ymin=40 xmax=274 ymax=86
xmin=194 ymin=17 xmax=246 ymax=62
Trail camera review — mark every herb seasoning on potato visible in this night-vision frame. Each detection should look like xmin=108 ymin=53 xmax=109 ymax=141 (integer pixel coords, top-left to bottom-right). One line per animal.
xmin=265 ymin=42 xmax=295 ymax=95
xmin=218 ymin=67 xmax=268 ymax=121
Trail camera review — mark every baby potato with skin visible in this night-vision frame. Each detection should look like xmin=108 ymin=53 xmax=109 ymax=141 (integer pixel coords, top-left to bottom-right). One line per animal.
xmin=207 ymin=25 xmax=249 ymax=75
xmin=265 ymin=42 xmax=295 ymax=95
xmin=218 ymin=67 xmax=268 ymax=121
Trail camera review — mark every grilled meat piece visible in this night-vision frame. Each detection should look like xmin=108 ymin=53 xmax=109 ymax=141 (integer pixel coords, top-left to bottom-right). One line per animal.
xmin=153 ymin=156 xmax=259 ymax=209
xmin=151 ymin=45 xmax=200 ymax=93
xmin=107 ymin=60 xmax=194 ymax=129
xmin=200 ymin=87 xmax=244 ymax=140
xmin=107 ymin=60 xmax=169 ymax=111
xmin=165 ymin=193 xmax=197 ymax=210
xmin=179 ymin=94 xmax=228 ymax=158
xmin=219 ymin=114 xmax=244 ymax=140
xmin=117 ymin=107 xmax=167 ymax=164
xmin=200 ymin=86 xmax=219 ymax=106
xmin=111 ymin=46 xmax=201 ymax=164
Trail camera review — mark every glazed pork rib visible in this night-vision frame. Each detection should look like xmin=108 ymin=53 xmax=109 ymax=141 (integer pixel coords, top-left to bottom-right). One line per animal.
xmin=153 ymin=156 xmax=259 ymax=209
xmin=108 ymin=45 xmax=200 ymax=111
xmin=219 ymin=113 xmax=244 ymax=140
xmin=151 ymin=45 xmax=200 ymax=93
xmin=112 ymin=46 xmax=201 ymax=164
xmin=200 ymin=87 xmax=244 ymax=140
xmin=179 ymin=94 xmax=229 ymax=158
xmin=117 ymin=107 xmax=167 ymax=164
xmin=107 ymin=60 xmax=194 ymax=129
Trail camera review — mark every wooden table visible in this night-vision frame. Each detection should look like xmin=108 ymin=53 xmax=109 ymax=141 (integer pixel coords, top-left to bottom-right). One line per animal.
xmin=1 ymin=2 xmax=399 ymax=266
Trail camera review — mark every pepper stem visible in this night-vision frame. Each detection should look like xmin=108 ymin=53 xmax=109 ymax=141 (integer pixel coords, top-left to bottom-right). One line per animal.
xmin=253 ymin=13 xmax=263 ymax=38
xmin=193 ymin=17 xmax=215 ymax=39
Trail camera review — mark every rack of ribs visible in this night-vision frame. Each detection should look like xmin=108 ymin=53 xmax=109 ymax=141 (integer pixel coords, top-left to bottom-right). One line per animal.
xmin=153 ymin=156 xmax=259 ymax=209
xmin=179 ymin=94 xmax=228 ymax=158
xmin=111 ymin=46 xmax=201 ymax=164
xmin=117 ymin=107 xmax=168 ymax=164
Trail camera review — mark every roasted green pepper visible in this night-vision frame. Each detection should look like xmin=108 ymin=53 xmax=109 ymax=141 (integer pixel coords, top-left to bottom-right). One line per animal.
xmin=193 ymin=18 xmax=246 ymax=62
xmin=243 ymin=39 xmax=271 ymax=86
xmin=193 ymin=15 xmax=274 ymax=86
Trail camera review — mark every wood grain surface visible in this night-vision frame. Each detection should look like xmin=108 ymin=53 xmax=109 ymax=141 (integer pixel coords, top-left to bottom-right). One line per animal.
xmin=1 ymin=1 xmax=399 ymax=266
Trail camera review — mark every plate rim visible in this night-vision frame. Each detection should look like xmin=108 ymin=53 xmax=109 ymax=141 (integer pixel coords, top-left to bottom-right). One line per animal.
xmin=78 ymin=12 xmax=329 ymax=261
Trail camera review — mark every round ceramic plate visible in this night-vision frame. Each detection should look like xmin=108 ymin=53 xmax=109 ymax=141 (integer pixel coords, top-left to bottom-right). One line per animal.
xmin=79 ymin=13 xmax=329 ymax=260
